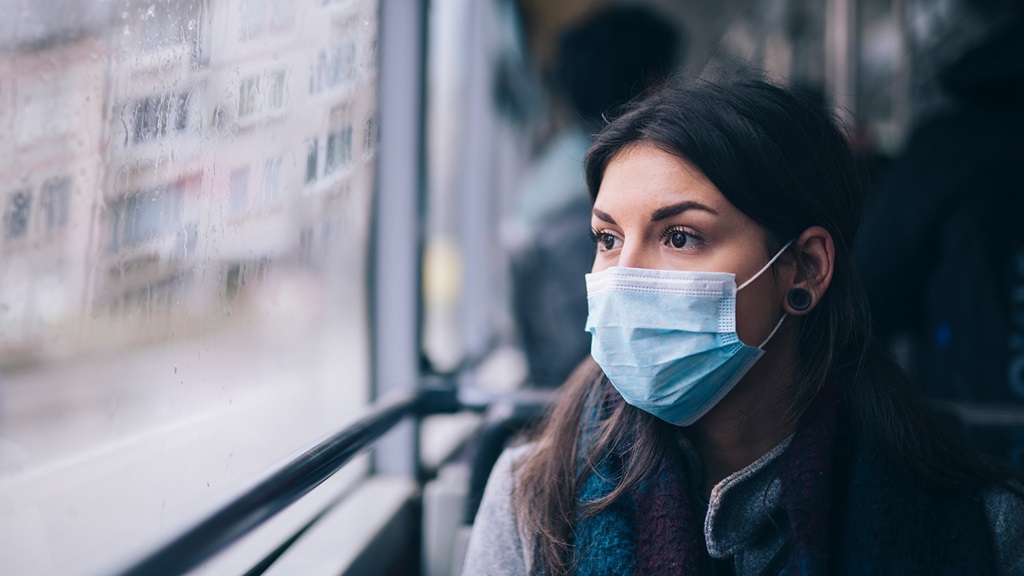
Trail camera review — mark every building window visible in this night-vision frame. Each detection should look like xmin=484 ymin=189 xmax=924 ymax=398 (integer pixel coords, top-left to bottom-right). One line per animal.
xmin=299 ymin=226 xmax=314 ymax=265
xmin=239 ymin=76 xmax=261 ymax=119
xmin=263 ymin=157 xmax=283 ymax=204
xmin=364 ymin=114 xmax=377 ymax=158
xmin=4 ymin=189 xmax=32 ymax=240
xmin=229 ymin=167 xmax=251 ymax=214
xmin=305 ymin=138 xmax=319 ymax=184
xmin=109 ymin=185 xmax=183 ymax=252
xmin=239 ymin=70 xmax=286 ymax=120
xmin=325 ymin=105 xmax=353 ymax=176
xmin=40 ymin=177 xmax=71 ymax=231
xmin=326 ymin=126 xmax=352 ymax=175
xmin=126 ymin=1 xmax=202 ymax=53
xmin=268 ymin=70 xmax=286 ymax=110
xmin=132 ymin=92 xmax=190 ymax=144
xmin=310 ymin=42 xmax=355 ymax=94
xmin=240 ymin=0 xmax=295 ymax=41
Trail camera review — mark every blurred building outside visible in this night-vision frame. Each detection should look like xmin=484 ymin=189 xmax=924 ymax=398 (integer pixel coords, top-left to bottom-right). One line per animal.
xmin=1 ymin=0 xmax=378 ymax=366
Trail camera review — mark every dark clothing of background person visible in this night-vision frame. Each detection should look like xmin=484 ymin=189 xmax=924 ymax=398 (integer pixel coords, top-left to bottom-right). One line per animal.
xmin=508 ymin=5 xmax=682 ymax=387
xmin=509 ymin=196 xmax=594 ymax=387
xmin=853 ymin=18 xmax=1024 ymax=411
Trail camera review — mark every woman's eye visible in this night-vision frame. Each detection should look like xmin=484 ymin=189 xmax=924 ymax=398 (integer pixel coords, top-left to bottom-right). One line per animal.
xmin=663 ymin=228 xmax=700 ymax=250
xmin=590 ymin=230 xmax=622 ymax=252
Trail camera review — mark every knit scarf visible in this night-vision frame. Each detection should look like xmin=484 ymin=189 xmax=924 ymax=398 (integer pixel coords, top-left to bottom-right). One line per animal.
xmin=569 ymin=385 xmax=997 ymax=576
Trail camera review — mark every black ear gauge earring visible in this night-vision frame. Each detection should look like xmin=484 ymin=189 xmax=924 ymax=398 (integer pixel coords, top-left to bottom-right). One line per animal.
xmin=787 ymin=288 xmax=812 ymax=312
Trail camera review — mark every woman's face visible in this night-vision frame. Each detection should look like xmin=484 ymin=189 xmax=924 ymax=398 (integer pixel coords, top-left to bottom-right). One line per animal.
xmin=591 ymin=143 xmax=788 ymax=347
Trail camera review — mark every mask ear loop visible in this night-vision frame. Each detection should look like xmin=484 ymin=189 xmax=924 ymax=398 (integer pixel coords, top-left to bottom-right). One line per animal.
xmin=735 ymin=239 xmax=795 ymax=349
xmin=758 ymin=314 xmax=787 ymax=349
xmin=737 ymin=239 xmax=795 ymax=291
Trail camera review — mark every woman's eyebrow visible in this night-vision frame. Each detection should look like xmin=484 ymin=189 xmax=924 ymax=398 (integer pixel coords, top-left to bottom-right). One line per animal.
xmin=650 ymin=201 xmax=719 ymax=221
xmin=592 ymin=208 xmax=617 ymax=224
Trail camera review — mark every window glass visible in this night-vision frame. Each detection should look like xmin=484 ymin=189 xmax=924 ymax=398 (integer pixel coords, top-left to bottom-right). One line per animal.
xmin=0 ymin=1 xmax=380 ymax=573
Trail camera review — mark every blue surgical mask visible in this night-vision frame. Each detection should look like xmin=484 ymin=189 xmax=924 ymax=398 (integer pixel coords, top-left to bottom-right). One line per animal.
xmin=584 ymin=241 xmax=793 ymax=426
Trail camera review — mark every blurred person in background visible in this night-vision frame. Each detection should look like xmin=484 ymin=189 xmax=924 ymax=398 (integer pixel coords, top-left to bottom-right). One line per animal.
xmin=853 ymin=2 xmax=1024 ymax=469
xmin=505 ymin=4 xmax=684 ymax=388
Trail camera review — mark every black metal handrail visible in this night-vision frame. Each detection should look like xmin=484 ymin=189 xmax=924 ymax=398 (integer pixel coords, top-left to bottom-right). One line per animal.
xmin=115 ymin=389 xmax=428 ymax=576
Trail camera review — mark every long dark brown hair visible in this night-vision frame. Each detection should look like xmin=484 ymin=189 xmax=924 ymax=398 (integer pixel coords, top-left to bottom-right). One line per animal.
xmin=513 ymin=77 xmax=1012 ymax=576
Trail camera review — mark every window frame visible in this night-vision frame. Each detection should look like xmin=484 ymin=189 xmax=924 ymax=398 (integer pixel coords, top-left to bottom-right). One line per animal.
xmin=370 ymin=0 xmax=427 ymax=477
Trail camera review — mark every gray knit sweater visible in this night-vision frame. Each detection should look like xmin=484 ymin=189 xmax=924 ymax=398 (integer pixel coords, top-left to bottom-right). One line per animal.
xmin=462 ymin=442 xmax=1024 ymax=575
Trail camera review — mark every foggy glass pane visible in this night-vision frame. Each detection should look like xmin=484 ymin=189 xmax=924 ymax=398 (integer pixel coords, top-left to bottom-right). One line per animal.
xmin=0 ymin=0 xmax=381 ymax=573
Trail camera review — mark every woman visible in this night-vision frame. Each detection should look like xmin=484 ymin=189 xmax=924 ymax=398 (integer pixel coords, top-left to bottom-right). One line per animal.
xmin=462 ymin=78 xmax=1024 ymax=575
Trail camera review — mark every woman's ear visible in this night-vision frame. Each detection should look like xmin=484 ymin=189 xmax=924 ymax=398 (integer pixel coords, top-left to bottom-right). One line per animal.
xmin=783 ymin=226 xmax=834 ymax=316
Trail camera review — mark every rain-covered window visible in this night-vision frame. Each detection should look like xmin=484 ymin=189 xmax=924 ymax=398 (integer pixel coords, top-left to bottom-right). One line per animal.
xmin=0 ymin=0 xmax=380 ymax=573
